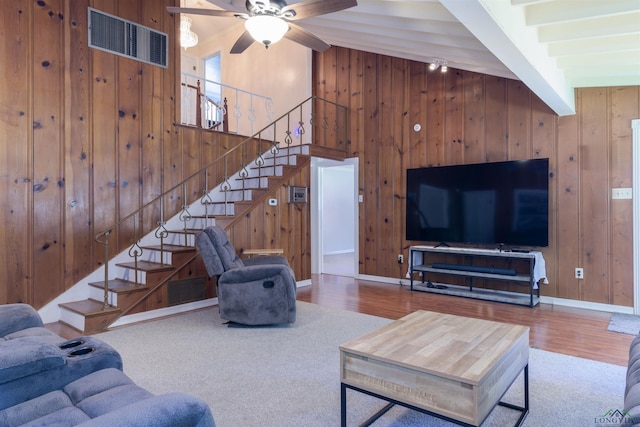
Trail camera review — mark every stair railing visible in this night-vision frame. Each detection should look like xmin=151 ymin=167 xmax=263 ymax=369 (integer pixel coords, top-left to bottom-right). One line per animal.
xmin=181 ymin=72 xmax=274 ymax=135
xmin=94 ymin=96 xmax=347 ymax=310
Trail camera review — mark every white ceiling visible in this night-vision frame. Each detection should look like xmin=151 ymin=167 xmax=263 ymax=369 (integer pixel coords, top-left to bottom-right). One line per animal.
xmin=185 ymin=0 xmax=640 ymax=116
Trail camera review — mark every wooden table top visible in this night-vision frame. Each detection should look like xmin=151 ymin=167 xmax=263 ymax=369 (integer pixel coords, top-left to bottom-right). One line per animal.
xmin=242 ymin=248 xmax=284 ymax=256
xmin=339 ymin=310 xmax=530 ymax=385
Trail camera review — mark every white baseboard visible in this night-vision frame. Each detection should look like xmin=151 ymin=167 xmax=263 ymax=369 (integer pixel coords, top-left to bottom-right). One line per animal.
xmin=357 ymin=274 xmax=632 ymax=314
xmin=296 ymin=279 xmax=312 ymax=288
xmin=109 ymin=279 xmax=311 ymax=329
xmin=109 ymin=298 xmax=218 ymax=328
xmin=323 ymin=250 xmax=355 ymax=256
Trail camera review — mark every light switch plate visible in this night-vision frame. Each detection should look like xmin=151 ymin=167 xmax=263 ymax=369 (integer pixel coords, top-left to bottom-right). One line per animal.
xmin=612 ymin=188 xmax=632 ymax=199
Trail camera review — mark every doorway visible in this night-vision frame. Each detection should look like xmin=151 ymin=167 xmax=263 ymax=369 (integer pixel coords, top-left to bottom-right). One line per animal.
xmin=311 ymin=157 xmax=359 ymax=277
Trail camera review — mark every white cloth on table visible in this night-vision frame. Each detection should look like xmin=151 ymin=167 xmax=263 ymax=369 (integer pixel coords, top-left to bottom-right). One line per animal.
xmin=532 ymin=251 xmax=548 ymax=289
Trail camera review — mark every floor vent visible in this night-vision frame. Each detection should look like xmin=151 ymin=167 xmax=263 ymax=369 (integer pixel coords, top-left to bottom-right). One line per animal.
xmin=168 ymin=277 xmax=206 ymax=306
xmin=88 ymin=7 xmax=168 ymax=68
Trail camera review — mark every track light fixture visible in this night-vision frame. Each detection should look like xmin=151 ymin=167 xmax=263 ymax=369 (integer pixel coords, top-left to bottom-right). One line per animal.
xmin=429 ymin=58 xmax=448 ymax=73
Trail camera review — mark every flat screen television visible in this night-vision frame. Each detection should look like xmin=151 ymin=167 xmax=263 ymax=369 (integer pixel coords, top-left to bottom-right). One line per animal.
xmin=406 ymin=158 xmax=549 ymax=248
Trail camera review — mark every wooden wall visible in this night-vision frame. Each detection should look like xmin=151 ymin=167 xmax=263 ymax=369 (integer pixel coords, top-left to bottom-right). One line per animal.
xmin=1 ymin=1 xmax=636 ymax=310
xmin=0 ymin=0 xmax=312 ymax=310
xmin=0 ymin=0 xmax=179 ymax=308
xmin=313 ymin=47 xmax=640 ymax=307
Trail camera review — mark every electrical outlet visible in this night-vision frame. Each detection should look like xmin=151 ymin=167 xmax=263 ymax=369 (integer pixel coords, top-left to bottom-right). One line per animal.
xmin=398 ymin=254 xmax=404 ymax=264
xmin=575 ymin=267 xmax=584 ymax=279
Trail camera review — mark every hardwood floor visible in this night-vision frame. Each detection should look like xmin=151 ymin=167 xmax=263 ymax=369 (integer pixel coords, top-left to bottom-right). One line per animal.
xmin=297 ymin=274 xmax=634 ymax=367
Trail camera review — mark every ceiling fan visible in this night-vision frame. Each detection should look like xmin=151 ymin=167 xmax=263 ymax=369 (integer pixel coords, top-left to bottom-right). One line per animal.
xmin=167 ymin=0 xmax=357 ymax=54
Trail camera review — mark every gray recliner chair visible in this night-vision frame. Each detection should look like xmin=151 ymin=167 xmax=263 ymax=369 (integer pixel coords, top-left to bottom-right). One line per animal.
xmin=196 ymin=226 xmax=297 ymax=326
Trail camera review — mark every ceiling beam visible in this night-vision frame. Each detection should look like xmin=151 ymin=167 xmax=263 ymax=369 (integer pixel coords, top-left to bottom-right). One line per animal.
xmin=441 ymin=0 xmax=576 ymax=116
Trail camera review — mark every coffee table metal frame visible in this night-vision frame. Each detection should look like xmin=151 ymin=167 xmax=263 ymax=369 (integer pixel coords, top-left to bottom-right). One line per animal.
xmin=341 ymin=364 xmax=529 ymax=427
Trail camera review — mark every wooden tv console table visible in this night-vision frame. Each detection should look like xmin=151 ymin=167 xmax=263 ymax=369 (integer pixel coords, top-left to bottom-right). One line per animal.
xmin=409 ymin=245 xmax=545 ymax=307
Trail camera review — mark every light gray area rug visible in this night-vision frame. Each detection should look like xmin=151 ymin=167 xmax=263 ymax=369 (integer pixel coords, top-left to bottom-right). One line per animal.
xmin=95 ymin=302 xmax=625 ymax=427
xmin=608 ymin=312 xmax=640 ymax=335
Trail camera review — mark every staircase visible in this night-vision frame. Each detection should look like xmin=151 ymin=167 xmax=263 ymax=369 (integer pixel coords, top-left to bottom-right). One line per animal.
xmin=54 ymin=144 xmax=313 ymax=335
xmin=42 ymin=96 xmax=347 ymax=336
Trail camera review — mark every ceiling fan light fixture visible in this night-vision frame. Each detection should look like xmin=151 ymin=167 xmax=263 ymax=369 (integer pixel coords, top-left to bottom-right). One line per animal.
xmin=180 ymin=15 xmax=198 ymax=50
xmin=245 ymin=15 xmax=289 ymax=47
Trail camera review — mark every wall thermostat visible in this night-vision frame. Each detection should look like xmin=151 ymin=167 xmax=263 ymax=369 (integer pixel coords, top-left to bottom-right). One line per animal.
xmin=268 ymin=198 xmax=277 ymax=206
xmin=288 ymin=186 xmax=308 ymax=203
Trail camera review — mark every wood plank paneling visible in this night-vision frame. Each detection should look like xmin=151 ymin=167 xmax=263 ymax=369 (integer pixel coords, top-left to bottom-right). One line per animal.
xmin=580 ymin=88 xmax=611 ymax=302
xmin=556 ymin=109 xmax=581 ymax=300
xmin=484 ymin=77 xmax=507 ymax=163
xmin=610 ymin=87 xmax=638 ymax=306
xmin=0 ymin=6 xmax=638 ymax=313
xmin=362 ymin=52 xmax=378 ymax=274
xmin=425 ymin=69 xmax=444 ymax=166
xmin=506 ymin=80 xmax=530 ymax=160
xmin=531 ymin=96 xmax=557 ymax=295
xmin=408 ymin=61 xmax=427 ymax=169
xmin=0 ymin=1 xmax=32 ymax=304
xmin=90 ymin=0 xmax=118 ymax=265
xmin=32 ymin=0 xmax=65 ymax=307
xmin=64 ymin=0 xmax=92 ymax=285
xmin=116 ymin=4 xmax=142 ymax=250
xmin=444 ymin=70 xmax=463 ymax=165
xmin=313 ymin=47 xmax=640 ymax=307
xmin=463 ymin=72 xmax=485 ymax=164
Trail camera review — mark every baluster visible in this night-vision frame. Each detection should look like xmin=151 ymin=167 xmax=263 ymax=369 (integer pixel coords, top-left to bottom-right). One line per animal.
xmin=179 ymin=184 xmax=192 ymax=246
xmin=128 ymin=215 xmax=144 ymax=287
xmin=200 ymin=169 xmax=213 ymax=227
xmin=101 ymin=230 xmax=112 ymax=309
xmin=221 ymin=157 xmax=232 ymax=216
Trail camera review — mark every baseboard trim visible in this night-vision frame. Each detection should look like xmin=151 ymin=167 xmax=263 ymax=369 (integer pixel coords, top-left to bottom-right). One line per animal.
xmin=110 ymin=298 xmax=218 ymax=328
xmin=357 ymin=274 xmax=632 ymax=314
xmin=296 ymin=279 xmax=312 ymax=288
xmin=109 ymin=279 xmax=311 ymax=328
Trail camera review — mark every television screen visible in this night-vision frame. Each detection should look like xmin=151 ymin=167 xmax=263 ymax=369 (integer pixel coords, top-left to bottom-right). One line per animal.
xmin=405 ymin=159 xmax=549 ymax=247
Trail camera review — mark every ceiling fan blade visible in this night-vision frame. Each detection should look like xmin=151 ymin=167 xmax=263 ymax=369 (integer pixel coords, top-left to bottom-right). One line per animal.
xmin=282 ymin=0 xmax=357 ymax=21
xmin=230 ymin=30 xmax=256 ymax=54
xmin=166 ymin=7 xmax=240 ymax=18
xmin=205 ymin=0 xmax=248 ymax=13
xmin=284 ymin=23 xmax=330 ymax=52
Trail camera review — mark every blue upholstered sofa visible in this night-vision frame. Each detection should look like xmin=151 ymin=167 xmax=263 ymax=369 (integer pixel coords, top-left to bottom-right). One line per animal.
xmin=0 ymin=304 xmax=215 ymax=427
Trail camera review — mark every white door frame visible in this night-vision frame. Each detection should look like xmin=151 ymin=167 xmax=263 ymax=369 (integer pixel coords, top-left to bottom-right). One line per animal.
xmin=632 ymin=119 xmax=640 ymax=314
xmin=311 ymin=157 xmax=359 ymax=275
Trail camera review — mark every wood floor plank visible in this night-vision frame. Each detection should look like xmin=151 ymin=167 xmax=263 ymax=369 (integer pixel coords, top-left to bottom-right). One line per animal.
xmin=298 ymin=274 xmax=633 ymax=367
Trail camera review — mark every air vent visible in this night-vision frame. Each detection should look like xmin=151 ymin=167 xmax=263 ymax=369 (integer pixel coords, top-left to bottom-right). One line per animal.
xmin=168 ymin=277 xmax=206 ymax=306
xmin=88 ymin=7 xmax=168 ymax=68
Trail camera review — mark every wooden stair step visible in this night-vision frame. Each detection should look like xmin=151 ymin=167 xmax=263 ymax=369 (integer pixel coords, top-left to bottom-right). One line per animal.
xmin=250 ymin=164 xmax=297 ymax=171
xmin=88 ymin=278 xmax=149 ymax=294
xmin=166 ymin=228 xmax=203 ymax=235
xmin=115 ymin=260 xmax=175 ymax=272
xmin=59 ymin=299 xmax=120 ymax=317
xmin=141 ymin=244 xmax=196 ymax=253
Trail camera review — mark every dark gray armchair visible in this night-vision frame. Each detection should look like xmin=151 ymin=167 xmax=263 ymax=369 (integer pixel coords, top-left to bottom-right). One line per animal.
xmin=196 ymin=226 xmax=296 ymax=325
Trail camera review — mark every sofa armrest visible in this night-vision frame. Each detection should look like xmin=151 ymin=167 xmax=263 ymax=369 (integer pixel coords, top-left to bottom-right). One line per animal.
xmin=0 ymin=337 xmax=65 ymax=385
xmin=0 ymin=304 xmax=44 ymax=337
xmin=78 ymin=393 xmax=215 ymax=427
xmin=220 ymin=264 xmax=294 ymax=284
xmin=243 ymin=255 xmax=290 ymax=267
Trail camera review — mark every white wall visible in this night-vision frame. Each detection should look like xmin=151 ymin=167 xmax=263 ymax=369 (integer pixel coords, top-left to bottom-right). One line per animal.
xmin=186 ymin=24 xmax=312 ymax=139
xmin=321 ymin=165 xmax=356 ymax=254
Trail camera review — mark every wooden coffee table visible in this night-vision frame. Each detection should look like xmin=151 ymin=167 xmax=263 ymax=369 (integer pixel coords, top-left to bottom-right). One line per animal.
xmin=339 ymin=310 xmax=529 ymax=426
